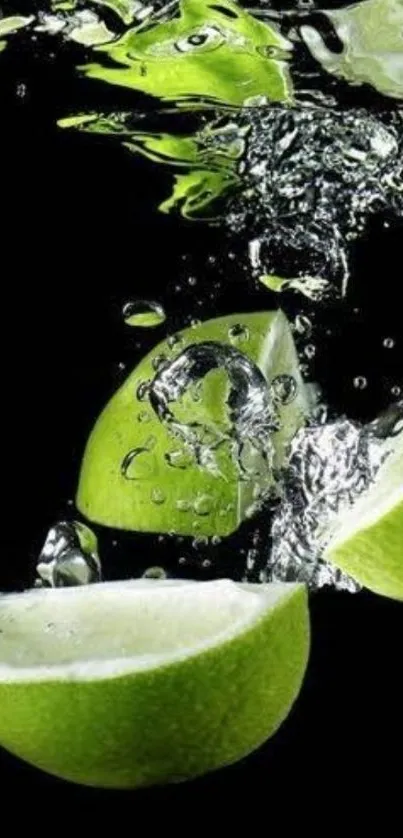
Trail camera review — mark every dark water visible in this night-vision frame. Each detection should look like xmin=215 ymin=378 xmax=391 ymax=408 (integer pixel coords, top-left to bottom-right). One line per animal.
xmin=0 ymin=0 xmax=403 ymax=806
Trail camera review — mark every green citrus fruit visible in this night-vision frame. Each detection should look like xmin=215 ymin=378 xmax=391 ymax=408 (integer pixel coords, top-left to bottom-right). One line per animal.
xmin=324 ymin=432 xmax=403 ymax=599
xmin=0 ymin=578 xmax=309 ymax=788
xmin=76 ymin=310 xmax=308 ymax=536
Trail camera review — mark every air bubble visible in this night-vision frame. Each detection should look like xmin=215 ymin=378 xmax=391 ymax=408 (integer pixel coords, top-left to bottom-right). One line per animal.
xmin=122 ymin=300 xmax=166 ymax=328
xmin=142 ymin=566 xmax=167 ymax=580
xmin=152 ymin=354 xmax=167 ymax=372
xmin=193 ymin=494 xmax=213 ymax=516
xmin=167 ymin=334 xmax=185 ymax=350
xmin=192 ymin=536 xmax=209 ymax=549
xmin=353 ymin=376 xmax=367 ymax=390
xmin=294 ymin=315 xmax=312 ymax=336
xmin=136 ymin=380 xmax=151 ymax=401
xmin=151 ymin=488 xmax=166 ymax=505
xmin=270 ymin=374 xmax=297 ymax=405
xmin=228 ymin=323 xmax=250 ymax=344
xmin=176 ymin=499 xmax=191 ymax=512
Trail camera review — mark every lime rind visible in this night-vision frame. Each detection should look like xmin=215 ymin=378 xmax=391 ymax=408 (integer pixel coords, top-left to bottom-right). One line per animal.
xmin=0 ymin=579 xmax=309 ymax=788
xmin=325 ymin=434 xmax=403 ymax=598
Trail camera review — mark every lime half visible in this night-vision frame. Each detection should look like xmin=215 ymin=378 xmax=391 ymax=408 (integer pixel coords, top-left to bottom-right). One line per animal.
xmin=324 ymin=432 xmax=403 ymax=599
xmin=77 ymin=311 xmax=308 ymax=536
xmin=0 ymin=578 xmax=309 ymax=788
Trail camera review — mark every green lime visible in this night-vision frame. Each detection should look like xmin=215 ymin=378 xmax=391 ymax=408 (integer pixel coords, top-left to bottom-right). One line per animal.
xmin=324 ymin=432 xmax=403 ymax=599
xmin=0 ymin=578 xmax=309 ymax=788
xmin=76 ymin=311 xmax=309 ymax=536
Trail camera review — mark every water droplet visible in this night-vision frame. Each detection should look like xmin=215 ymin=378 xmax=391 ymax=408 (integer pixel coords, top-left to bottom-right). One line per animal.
xmin=228 ymin=323 xmax=250 ymax=345
xmin=149 ymin=488 xmax=164 ymax=505
xmin=165 ymin=449 xmax=193 ymax=470
xmin=192 ymin=536 xmax=209 ymax=550
xmin=246 ymin=548 xmax=259 ymax=571
xmin=122 ymin=300 xmax=166 ymax=328
xmin=36 ymin=521 xmax=101 ymax=588
xmin=178 ymin=556 xmax=187 ymax=565
xmin=304 ymin=344 xmax=316 ymax=360
xmin=136 ymin=380 xmax=151 ymax=401
xmin=190 ymin=318 xmax=201 ymax=329
xmin=188 ymin=276 xmax=197 ymax=286
xmin=219 ymin=503 xmax=234 ymax=517
xmin=16 ymin=82 xmax=27 ymax=99
xmin=391 ymin=385 xmax=402 ymax=397
xmin=176 ymin=499 xmax=191 ymax=512
xmin=167 ymin=334 xmax=185 ymax=350
xmin=383 ymin=337 xmax=395 ymax=349
xmin=152 ymin=354 xmax=167 ymax=372
xmin=142 ymin=566 xmax=167 ymax=580
xmin=211 ymin=535 xmax=221 ymax=546
xmin=202 ymin=559 xmax=212 ymax=568
xmin=294 ymin=315 xmax=312 ymax=336
xmin=190 ymin=381 xmax=203 ymax=402
xmin=270 ymin=374 xmax=298 ymax=405
xmin=121 ymin=438 xmax=156 ymax=480
xmin=193 ymin=494 xmax=213 ymax=517
xmin=353 ymin=376 xmax=367 ymax=390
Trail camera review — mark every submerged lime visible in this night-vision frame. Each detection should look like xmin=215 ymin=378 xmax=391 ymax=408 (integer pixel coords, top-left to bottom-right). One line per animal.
xmin=0 ymin=578 xmax=309 ymax=788
xmin=77 ymin=310 xmax=309 ymax=536
xmin=325 ymin=432 xmax=403 ymax=599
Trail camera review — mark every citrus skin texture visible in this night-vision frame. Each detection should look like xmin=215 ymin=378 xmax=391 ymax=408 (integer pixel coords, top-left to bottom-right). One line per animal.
xmin=325 ymin=436 xmax=403 ymax=599
xmin=0 ymin=580 xmax=309 ymax=788
xmin=77 ymin=310 xmax=308 ymax=537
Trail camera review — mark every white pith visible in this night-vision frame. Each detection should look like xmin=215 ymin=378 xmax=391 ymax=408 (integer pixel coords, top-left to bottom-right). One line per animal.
xmin=0 ymin=578 xmax=299 ymax=683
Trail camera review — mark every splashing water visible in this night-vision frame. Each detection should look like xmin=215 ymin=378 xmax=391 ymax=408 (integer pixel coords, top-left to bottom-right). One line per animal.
xmin=36 ymin=521 xmax=102 ymax=587
xmin=267 ymin=403 xmax=403 ymax=591
xmin=228 ymin=106 xmax=403 ymax=295
xmin=148 ymin=340 xmax=281 ymax=479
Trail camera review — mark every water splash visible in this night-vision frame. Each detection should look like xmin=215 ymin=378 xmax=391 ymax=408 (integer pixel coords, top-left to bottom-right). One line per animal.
xmin=267 ymin=403 xmax=403 ymax=590
xmin=36 ymin=521 xmax=102 ymax=587
xmin=148 ymin=340 xmax=280 ymax=479
xmin=228 ymin=105 xmax=403 ymax=295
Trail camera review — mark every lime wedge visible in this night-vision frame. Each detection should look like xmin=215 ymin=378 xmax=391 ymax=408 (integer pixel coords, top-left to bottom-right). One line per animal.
xmin=301 ymin=0 xmax=403 ymax=100
xmin=324 ymin=433 xmax=403 ymax=599
xmin=77 ymin=311 xmax=309 ymax=536
xmin=0 ymin=578 xmax=309 ymax=788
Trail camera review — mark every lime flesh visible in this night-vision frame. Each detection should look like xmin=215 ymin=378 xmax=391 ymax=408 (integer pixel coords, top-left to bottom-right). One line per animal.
xmin=324 ymin=434 xmax=403 ymax=599
xmin=76 ymin=310 xmax=308 ymax=536
xmin=0 ymin=578 xmax=309 ymax=788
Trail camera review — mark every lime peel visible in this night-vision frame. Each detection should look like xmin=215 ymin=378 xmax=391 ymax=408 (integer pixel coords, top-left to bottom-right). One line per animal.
xmin=0 ymin=578 xmax=309 ymax=788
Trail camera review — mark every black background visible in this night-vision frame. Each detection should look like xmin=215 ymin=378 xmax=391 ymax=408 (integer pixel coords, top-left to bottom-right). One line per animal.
xmin=0 ymin=3 xmax=402 ymax=812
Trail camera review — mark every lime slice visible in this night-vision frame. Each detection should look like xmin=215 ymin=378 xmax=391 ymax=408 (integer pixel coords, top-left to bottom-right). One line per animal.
xmin=301 ymin=0 xmax=403 ymax=100
xmin=77 ymin=311 xmax=309 ymax=536
xmin=0 ymin=578 xmax=309 ymax=788
xmin=324 ymin=433 xmax=403 ymax=599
